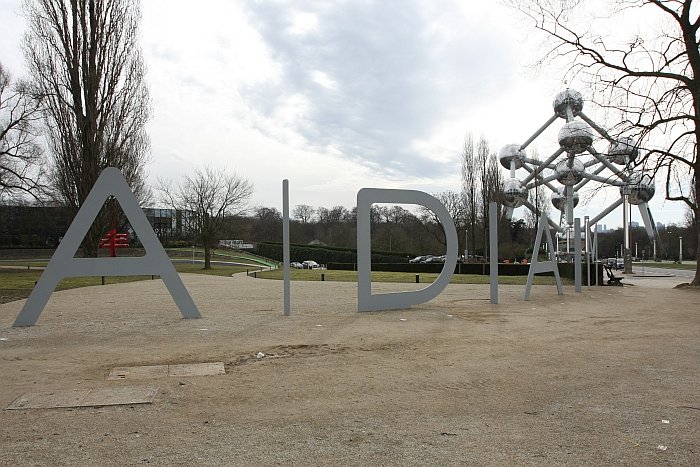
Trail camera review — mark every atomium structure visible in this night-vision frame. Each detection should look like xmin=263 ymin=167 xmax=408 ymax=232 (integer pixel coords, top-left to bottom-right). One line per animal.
xmin=499 ymin=88 xmax=660 ymax=259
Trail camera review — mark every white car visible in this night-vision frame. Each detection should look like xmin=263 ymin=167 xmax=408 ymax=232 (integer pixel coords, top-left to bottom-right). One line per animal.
xmin=302 ymin=260 xmax=320 ymax=269
xmin=409 ymin=255 xmax=429 ymax=263
xmin=290 ymin=262 xmax=303 ymax=269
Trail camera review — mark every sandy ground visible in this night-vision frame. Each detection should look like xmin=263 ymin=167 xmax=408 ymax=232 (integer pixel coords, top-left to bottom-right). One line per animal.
xmin=0 ymin=272 xmax=698 ymax=466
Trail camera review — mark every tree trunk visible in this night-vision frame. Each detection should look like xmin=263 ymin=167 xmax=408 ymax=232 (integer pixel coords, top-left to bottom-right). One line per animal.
xmin=204 ymin=245 xmax=211 ymax=270
xmin=692 ymin=104 xmax=700 ymax=286
xmin=84 ymin=225 xmax=100 ymax=257
xmin=693 ymin=209 xmax=700 ymax=286
xmin=693 ymin=172 xmax=700 ymax=286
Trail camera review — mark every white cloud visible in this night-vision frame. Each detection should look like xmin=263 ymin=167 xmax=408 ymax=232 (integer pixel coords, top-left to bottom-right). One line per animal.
xmin=310 ymin=70 xmax=337 ymax=90
xmin=288 ymin=12 xmax=319 ymax=36
xmin=0 ymin=0 xmax=689 ymax=226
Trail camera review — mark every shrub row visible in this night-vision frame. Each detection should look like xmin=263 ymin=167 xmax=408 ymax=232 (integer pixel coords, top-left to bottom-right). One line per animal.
xmin=327 ymin=262 xmax=531 ymax=275
xmin=327 ymin=262 xmax=604 ymax=282
xmin=253 ymin=242 xmax=410 ymax=264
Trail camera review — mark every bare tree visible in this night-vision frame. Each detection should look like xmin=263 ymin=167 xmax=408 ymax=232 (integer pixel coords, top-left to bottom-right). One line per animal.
xmin=461 ymin=132 xmax=479 ymax=257
xmin=316 ymin=207 xmax=331 ymax=224
xmin=372 ymin=205 xmax=416 ymax=252
xmin=419 ymin=190 xmax=465 ymax=247
xmin=158 ymin=167 xmax=253 ymax=269
xmin=292 ymin=204 xmax=315 ymax=223
xmin=255 ymin=206 xmax=282 ymax=221
xmin=525 ymin=149 xmax=551 ymax=236
xmin=0 ymin=62 xmax=46 ymax=200
xmin=486 ymin=151 xmax=508 ymax=254
xmin=486 ymin=152 xmax=505 ymax=208
xmin=23 ymin=0 xmax=151 ymax=256
xmin=253 ymin=206 xmax=283 ymax=242
xmin=386 ymin=205 xmax=413 ymax=224
xmin=477 ymin=135 xmax=490 ymax=255
xmin=508 ymin=0 xmax=700 ymax=283
xmin=685 ymin=177 xmax=697 ymax=257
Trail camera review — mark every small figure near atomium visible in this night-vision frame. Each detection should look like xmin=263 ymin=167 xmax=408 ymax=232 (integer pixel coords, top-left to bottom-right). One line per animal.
xmin=498 ymin=88 xmax=658 ymax=260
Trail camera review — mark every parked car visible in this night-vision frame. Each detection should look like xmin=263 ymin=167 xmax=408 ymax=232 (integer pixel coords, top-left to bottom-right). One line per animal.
xmin=424 ymin=255 xmax=445 ymax=263
xmin=302 ymin=260 xmax=320 ymax=269
xmin=409 ymin=255 xmax=429 ymax=263
xmin=290 ymin=262 xmax=303 ymax=269
xmin=615 ymin=258 xmax=625 ymax=270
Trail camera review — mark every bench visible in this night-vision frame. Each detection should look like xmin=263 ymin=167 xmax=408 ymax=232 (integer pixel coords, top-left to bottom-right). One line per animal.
xmin=603 ymin=265 xmax=623 ymax=286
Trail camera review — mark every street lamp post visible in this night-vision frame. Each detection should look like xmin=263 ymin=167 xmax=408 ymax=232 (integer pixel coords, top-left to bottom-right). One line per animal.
xmin=679 ymin=236 xmax=683 ymax=263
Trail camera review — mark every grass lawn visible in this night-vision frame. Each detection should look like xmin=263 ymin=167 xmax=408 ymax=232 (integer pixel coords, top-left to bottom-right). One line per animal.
xmin=0 ymin=246 xmax=573 ymax=305
xmin=0 ymin=263 xmax=249 ymax=305
xmin=0 ymin=247 xmax=274 ymax=267
xmin=255 ymin=268 xmax=571 ymax=286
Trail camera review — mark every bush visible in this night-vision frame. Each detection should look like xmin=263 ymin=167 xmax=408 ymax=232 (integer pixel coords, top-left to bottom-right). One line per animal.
xmin=164 ymin=240 xmax=192 ymax=248
xmin=326 ymin=261 xmax=601 ymax=282
xmin=253 ymin=242 xmax=411 ymax=264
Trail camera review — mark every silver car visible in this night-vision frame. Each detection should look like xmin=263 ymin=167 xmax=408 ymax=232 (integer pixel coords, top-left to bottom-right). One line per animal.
xmin=302 ymin=260 xmax=320 ymax=269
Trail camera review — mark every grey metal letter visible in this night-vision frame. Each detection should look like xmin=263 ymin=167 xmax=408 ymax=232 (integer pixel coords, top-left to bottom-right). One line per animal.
xmin=13 ymin=167 xmax=200 ymax=326
xmin=357 ymin=188 xmax=458 ymax=312
xmin=283 ymin=179 xmax=291 ymax=316
xmin=584 ymin=216 xmax=590 ymax=289
xmin=524 ymin=211 xmax=564 ymax=300
xmin=574 ymin=218 xmax=582 ymax=293
xmin=489 ymin=202 xmax=498 ymax=304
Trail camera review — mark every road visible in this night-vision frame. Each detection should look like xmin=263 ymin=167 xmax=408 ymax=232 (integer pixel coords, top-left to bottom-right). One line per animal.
xmin=632 ymin=264 xmax=696 ymax=280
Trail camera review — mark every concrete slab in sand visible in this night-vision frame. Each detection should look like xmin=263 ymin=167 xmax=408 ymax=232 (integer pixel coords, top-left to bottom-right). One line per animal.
xmin=107 ymin=365 xmax=169 ymax=380
xmin=107 ymin=362 xmax=225 ymax=380
xmin=6 ymin=386 xmax=159 ymax=410
xmin=168 ymin=362 xmax=225 ymax=377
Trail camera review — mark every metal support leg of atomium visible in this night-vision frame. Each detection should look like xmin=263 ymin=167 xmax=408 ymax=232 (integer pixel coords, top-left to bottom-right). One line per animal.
xmin=498 ymin=88 xmax=660 ymax=264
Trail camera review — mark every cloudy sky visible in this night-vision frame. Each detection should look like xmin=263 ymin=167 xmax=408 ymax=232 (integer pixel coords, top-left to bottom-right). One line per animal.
xmin=0 ymin=0 xmax=690 ymax=228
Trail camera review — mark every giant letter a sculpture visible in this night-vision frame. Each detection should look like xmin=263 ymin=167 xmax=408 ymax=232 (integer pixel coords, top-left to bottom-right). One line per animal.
xmin=524 ymin=212 xmax=563 ymax=301
xmin=13 ymin=168 xmax=201 ymax=327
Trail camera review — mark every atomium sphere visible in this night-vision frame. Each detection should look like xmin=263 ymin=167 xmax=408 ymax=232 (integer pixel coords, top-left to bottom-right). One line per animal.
xmin=501 ymin=178 xmax=528 ymax=208
xmin=555 ymin=158 xmax=585 ymax=186
xmin=607 ymin=137 xmax=638 ymax=165
xmin=551 ymin=187 xmax=580 ymax=212
xmin=558 ymin=120 xmax=594 ymax=154
xmin=499 ymin=144 xmax=524 ymax=170
xmin=621 ymin=172 xmax=655 ymax=205
xmin=553 ymin=89 xmax=584 ymax=118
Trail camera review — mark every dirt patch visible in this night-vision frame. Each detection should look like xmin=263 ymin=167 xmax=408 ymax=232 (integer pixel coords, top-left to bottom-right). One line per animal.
xmin=0 ymin=290 xmax=30 ymax=305
xmin=674 ymin=282 xmax=700 ymax=289
xmin=0 ymin=274 xmax=698 ymax=465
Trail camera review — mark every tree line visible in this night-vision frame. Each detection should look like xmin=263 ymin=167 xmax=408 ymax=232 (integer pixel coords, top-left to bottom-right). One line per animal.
xmin=1 ymin=1 xmax=699 ymax=281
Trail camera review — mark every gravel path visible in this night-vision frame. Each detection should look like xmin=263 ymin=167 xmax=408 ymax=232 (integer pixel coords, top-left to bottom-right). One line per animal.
xmin=0 ymin=273 xmax=698 ymax=465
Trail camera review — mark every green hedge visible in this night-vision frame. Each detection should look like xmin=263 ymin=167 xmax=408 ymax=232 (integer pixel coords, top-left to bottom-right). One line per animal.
xmin=327 ymin=262 xmax=529 ymax=275
xmin=253 ymin=242 xmax=411 ymax=264
xmin=327 ymin=262 xmax=604 ymax=282
xmin=164 ymin=240 xmax=192 ymax=248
